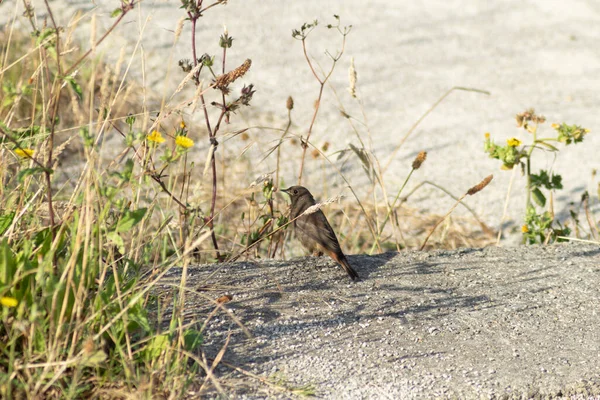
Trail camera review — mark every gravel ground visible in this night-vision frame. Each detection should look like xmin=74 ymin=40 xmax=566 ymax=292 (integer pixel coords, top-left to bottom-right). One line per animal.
xmin=163 ymin=242 xmax=600 ymax=398
xmin=2 ymin=0 xmax=600 ymax=244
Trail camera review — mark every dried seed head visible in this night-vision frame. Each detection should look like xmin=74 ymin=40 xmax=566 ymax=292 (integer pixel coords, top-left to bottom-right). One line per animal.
xmin=216 ymin=294 xmax=233 ymax=304
xmin=301 ymin=194 xmax=344 ymax=216
xmin=348 ymin=57 xmax=357 ymax=98
xmin=214 ymin=59 xmax=252 ymax=90
xmin=516 ymin=108 xmax=545 ymax=127
xmin=311 ymin=149 xmax=320 ymax=159
xmin=174 ymin=16 xmax=185 ymax=42
xmin=322 ymin=142 xmax=330 ymax=152
xmin=286 ymin=96 xmax=294 ymax=110
xmin=241 ymin=132 xmax=249 ymax=141
xmin=412 ymin=151 xmax=427 ymax=170
xmin=467 ymin=175 xmax=493 ymax=196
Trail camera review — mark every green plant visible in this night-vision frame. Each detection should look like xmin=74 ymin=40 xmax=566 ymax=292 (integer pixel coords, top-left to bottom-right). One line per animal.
xmin=0 ymin=1 xmax=237 ymax=397
xmin=484 ymin=109 xmax=589 ymax=244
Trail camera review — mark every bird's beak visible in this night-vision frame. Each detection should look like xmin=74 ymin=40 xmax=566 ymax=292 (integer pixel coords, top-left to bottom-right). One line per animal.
xmin=280 ymin=187 xmax=291 ymax=194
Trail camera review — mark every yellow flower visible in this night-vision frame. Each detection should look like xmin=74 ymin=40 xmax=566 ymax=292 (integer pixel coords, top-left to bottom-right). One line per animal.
xmin=180 ymin=121 xmax=186 ymax=129
xmin=175 ymin=135 xmax=194 ymax=149
xmin=484 ymin=132 xmax=490 ymax=139
xmin=147 ymin=130 xmax=165 ymax=144
xmin=1 ymin=297 xmax=18 ymax=308
xmin=14 ymin=148 xmax=34 ymax=158
xmin=521 ymin=224 xmax=529 ymax=233
xmin=551 ymin=123 xmax=559 ymax=129
xmin=507 ymin=137 xmax=522 ymax=147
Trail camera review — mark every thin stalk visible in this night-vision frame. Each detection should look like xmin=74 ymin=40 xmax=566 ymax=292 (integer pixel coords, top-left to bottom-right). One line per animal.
xmin=524 ymin=122 xmax=538 ymax=226
xmin=297 ymin=30 xmax=348 ymax=184
xmin=42 ymin=0 xmax=63 ymax=261
xmin=369 ymin=167 xmax=416 ymax=253
xmin=189 ymin=10 xmax=221 ymax=259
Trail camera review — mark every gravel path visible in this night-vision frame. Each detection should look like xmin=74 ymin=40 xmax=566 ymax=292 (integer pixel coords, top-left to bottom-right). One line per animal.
xmin=168 ymin=243 xmax=600 ymax=398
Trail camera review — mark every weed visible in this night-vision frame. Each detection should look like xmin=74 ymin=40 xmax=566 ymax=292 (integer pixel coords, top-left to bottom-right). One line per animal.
xmin=484 ymin=109 xmax=590 ymax=244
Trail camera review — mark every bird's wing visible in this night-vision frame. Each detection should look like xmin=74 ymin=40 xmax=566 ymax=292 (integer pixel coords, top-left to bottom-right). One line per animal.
xmin=296 ymin=210 xmax=342 ymax=254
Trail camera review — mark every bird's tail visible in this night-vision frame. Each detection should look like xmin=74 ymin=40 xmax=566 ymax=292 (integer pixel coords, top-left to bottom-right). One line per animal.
xmin=336 ymin=253 xmax=359 ymax=281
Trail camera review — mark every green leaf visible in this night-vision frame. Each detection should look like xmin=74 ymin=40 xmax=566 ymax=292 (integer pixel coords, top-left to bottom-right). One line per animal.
xmin=64 ymin=76 xmax=83 ymax=100
xmin=128 ymin=305 xmax=151 ymax=333
xmin=122 ymin=159 xmax=134 ymax=182
xmin=531 ymin=188 xmax=546 ymax=207
xmin=534 ymin=141 xmax=559 ymax=152
xmin=14 ymin=125 xmax=41 ymax=139
xmin=116 ymin=208 xmax=147 ymax=232
xmin=531 ymin=170 xmax=562 ymax=190
xmin=82 ymin=350 xmax=107 ymax=367
xmin=107 ymin=231 xmax=125 ymax=254
xmin=183 ymin=329 xmax=203 ymax=351
xmin=0 ymin=238 xmax=16 ymax=286
xmin=17 ymin=167 xmax=52 ymax=183
xmin=145 ymin=334 xmax=169 ymax=360
xmin=551 ymin=174 xmax=563 ymax=190
xmin=0 ymin=212 xmax=15 ymax=235
xmin=111 ymin=8 xmax=123 ymax=18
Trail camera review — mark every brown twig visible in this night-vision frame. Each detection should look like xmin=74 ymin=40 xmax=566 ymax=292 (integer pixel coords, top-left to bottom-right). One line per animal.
xmin=42 ymin=0 xmax=63 ymax=255
xmin=297 ymin=23 xmax=348 ymax=184
xmin=188 ymin=6 xmax=221 ymax=260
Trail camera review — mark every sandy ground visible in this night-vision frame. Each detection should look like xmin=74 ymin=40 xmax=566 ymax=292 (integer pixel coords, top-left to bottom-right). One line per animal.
xmin=1 ymin=0 xmax=600 ymax=243
xmin=166 ymin=242 xmax=600 ymax=398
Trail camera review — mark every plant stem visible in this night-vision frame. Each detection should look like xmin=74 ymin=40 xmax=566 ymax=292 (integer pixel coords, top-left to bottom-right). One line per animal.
xmin=525 ymin=123 xmax=538 ymax=213
xmin=369 ymin=168 xmax=415 ymax=253
xmin=189 ymin=9 xmax=221 ymax=260
xmin=297 ymin=31 xmax=347 ymax=184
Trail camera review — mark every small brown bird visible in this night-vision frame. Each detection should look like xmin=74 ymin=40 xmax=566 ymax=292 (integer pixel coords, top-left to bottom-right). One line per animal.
xmin=281 ymin=186 xmax=359 ymax=281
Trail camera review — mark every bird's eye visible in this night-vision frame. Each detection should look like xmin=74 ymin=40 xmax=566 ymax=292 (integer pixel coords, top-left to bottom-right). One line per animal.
xmin=293 ymin=189 xmax=298 ymax=195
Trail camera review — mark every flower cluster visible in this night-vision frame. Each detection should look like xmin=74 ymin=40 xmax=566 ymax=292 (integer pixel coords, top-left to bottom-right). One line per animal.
xmin=484 ymin=133 xmax=524 ymax=170
xmin=552 ymin=122 xmax=589 ymax=145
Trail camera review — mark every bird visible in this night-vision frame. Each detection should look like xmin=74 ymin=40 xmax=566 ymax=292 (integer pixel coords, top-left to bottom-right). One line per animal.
xmin=281 ymin=185 xmax=359 ymax=281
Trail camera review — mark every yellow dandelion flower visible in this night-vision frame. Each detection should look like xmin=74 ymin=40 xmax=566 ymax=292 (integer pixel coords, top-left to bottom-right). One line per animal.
xmin=180 ymin=121 xmax=186 ymax=129
xmin=507 ymin=137 xmax=522 ymax=147
xmin=521 ymin=224 xmax=529 ymax=233
xmin=1 ymin=297 xmax=18 ymax=308
xmin=147 ymin=130 xmax=165 ymax=144
xmin=551 ymin=123 xmax=559 ymax=129
xmin=175 ymin=135 xmax=194 ymax=149
xmin=484 ymin=132 xmax=490 ymax=139
xmin=14 ymin=148 xmax=34 ymax=158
